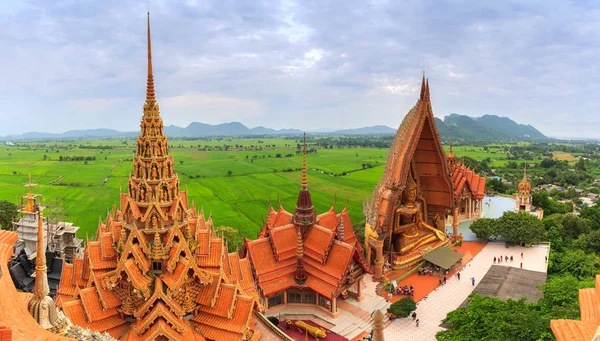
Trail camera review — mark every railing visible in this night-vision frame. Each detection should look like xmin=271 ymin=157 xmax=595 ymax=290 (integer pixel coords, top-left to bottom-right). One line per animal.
xmin=253 ymin=311 xmax=295 ymax=341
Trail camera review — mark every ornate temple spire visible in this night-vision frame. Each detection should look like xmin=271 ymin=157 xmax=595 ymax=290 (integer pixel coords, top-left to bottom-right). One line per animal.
xmin=24 ymin=174 xmax=35 ymax=213
xmin=145 ymin=12 xmax=156 ymax=106
xmin=294 ymin=229 xmax=307 ymax=284
xmin=28 ymin=209 xmax=69 ymax=334
xmin=293 ymin=133 xmax=316 ymax=236
xmin=33 ymin=208 xmax=48 ymax=298
xmin=302 ymin=132 xmax=308 ymax=189
xmin=372 ymin=310 xmax=385 ymax=341
xmin=424 ymin=78 xmax=430 ymax=102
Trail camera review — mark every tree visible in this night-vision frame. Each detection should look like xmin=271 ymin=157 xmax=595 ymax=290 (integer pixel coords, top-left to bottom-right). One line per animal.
xmin=549 ymin=249 xmax=600 ymax=279
xmin=469 ymin=218 xmax=497 ymax=240
xmin=227 ymin=170 xmax=233 ymax=176
xmin=537 ymin=275 xmax=582 ymax=320
xmin=215 ymin=226 xmax=244 ymax=253
xmin=387 ymin=297 xmax=416 ymax=317
xmin=436 ymin=294 xmax=553 ymax=341
xmin=497 ymin=211 xmax=546 ymax=245
xmin=0 ymin=200 xmax=17 ymax=230
xmin=558 ymin=215 xmax=590 ymax=244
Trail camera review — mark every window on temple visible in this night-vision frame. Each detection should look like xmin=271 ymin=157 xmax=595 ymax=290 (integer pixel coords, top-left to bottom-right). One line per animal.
xmin=268 ymin=293 xmax=283 ymax=307
xmin=287 ymin=289 xmax=315 ymax=304
xmin=152 ymin=261 xmax=163 ymax=273
xmin=318 ymin=295 xmax=331 ymax=311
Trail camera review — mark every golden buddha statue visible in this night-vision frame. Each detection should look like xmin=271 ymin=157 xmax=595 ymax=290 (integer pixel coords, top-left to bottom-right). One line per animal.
xmin=392 ymin=175 xmax=446 ymax=254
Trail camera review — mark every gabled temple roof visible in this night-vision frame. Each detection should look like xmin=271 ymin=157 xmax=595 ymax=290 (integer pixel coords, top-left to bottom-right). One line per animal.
xmin=368 ymin=76 xmax=454 ymax=230
xmin=451 ymin=163 xmax=486 ymax=200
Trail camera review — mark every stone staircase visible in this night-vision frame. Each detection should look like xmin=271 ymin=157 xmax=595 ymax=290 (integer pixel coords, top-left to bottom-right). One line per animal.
xmin=334 ymin=295 xmax=390 ymax=339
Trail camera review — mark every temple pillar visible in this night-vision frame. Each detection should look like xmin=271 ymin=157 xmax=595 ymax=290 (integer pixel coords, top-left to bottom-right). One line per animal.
xmin=373 ymin=238 xmax=384 ymax=281
xmin=283 ymin=290 xmax=288 ymax=304
xmin=356 ymin=277 xmax=364 ymax=301
xmin=332 ymin=297 xmax=337 ymax=314
xmin=452 ymin=207 xmax=459 ymax=237
xmin=468 ymin=197 xmax=472 ymax=220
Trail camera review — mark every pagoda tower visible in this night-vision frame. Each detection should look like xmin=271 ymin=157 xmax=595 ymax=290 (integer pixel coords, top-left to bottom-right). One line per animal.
xmin=56 ymin=13 xmax=260 ymax=341
xmin=13 ymin=174 xmax=48 ymax=257
xmin=516 ymin=164 xmax=532 ymax=211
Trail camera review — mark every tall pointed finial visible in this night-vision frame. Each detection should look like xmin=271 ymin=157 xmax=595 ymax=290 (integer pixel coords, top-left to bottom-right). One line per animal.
xmin=424 ymin=78 xmax=430 ymax=101
xmin=420 ymin=72 xmax=426 ymax=100
xmin=146 ymin=12 xmax=156 ymax=104
xmin=302 ymin=132 xmax=308 ymax=189
xmin=33 ymin=208 xmax=49 ymax=298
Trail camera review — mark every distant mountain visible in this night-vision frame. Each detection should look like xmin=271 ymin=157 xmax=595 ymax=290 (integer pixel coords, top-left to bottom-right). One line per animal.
xmin=0 ymin=115 xmax=547 ymax=141
xmin=330 ymin=125 xmax=396 ymax=135
xmin=435 ymin=114 xmax=548 ymax=141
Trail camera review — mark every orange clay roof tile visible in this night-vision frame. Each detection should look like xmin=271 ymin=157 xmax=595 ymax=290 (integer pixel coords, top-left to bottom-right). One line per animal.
xmin=101 ymin=232 xmax=115 ymax=259
xmin=269 ymin=224 xmax=297 ymax=259
xmin=273 ymin=207 xmax=292 ymax=228
xmin=304 ymin=225 xmax=335 ymax=263
xmin=550 ymin=319 xmax=596 ymax=341
xmin=79 ymin=287 xmax=119 ymax=322
xmin=193 ymin=294 xmax=254 ymax=336
xmin=88 ymin=241 xmax=118 ymax=270
xmin=92 ymin=271 xmax=121 ymax=310
xmin=62 ymin=299 xmax=126 ymax=333
xmin=57 ymin=262 xmax=77 ymax=297
xmin=317 ymin=208 xmax=337 ymax=231
xmin=196 ymin=238 xmax=223 ymax=268
xmin=200 ymin=283 xmax=237 ymax=318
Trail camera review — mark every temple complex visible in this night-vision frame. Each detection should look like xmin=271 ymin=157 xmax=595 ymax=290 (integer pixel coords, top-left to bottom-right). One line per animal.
xmin=445 ymin=139 xmax=486 ymax=230
xmin=54 ymin=13 xmax=260 ymax=341
xmin=244 ymin=135 xmax=369 ymax=316
xmin=364 ymin=76 xmax=454 ymax=279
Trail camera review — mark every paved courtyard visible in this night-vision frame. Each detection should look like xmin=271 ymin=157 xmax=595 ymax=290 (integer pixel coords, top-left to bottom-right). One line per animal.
xmin=383 ymin=242 xmax=549 ymax=341
xmin=465 ymin=265 xmax=547 ymax=305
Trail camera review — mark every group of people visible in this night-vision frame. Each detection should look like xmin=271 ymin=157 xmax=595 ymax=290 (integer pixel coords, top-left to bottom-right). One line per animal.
xmin=494 ymin=252 xmax=529 ymax=269
xmin=395 ymin=284 xmax=414 ymax=296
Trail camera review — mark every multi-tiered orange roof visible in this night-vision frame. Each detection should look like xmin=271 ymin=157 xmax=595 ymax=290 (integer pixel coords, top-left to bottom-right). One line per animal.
xmin=446 ymin=140 xmax=486 ymax=200
xmin=55 ymin=13 xmax=259 ymax=341
xmin=245 ymin=137 xmax=369 ymax=301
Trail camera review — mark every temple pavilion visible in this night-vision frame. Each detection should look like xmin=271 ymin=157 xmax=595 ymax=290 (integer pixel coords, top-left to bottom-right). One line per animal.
xmin=244 ymin=135 xmax=370 ymax=316
xmin=445 ymin=140 xmax=486 ymax=230
xmin=55 ymin=13 xmax=260 ymax=341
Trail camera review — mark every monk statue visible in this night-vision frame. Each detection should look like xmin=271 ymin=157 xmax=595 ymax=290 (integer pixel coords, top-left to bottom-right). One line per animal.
xmin=140 ymin=186 xmax=146 ymax=201
xmin=151 ymin=215 xmax=159 ymax=230
xmin=151 ymin=165 xmax=158 ymax=179
xmin=392 ymin=175 xmax=446 ymax=255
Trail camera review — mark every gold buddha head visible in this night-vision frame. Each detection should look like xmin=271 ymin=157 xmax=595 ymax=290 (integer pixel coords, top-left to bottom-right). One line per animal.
xmin=404 ymin=175 xmax=418 ymax=203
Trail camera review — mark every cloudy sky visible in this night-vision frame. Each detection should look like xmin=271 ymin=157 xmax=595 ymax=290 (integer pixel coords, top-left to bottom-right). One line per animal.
xmin=1 ymin=0 xmax=599 ymax=137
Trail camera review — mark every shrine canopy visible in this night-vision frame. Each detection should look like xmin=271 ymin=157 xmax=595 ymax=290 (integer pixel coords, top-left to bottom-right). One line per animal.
xmin=423 ymin=247 xmax=464 ymax=270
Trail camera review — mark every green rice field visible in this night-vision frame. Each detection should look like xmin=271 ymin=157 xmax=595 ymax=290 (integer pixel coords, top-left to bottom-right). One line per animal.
xmin=0 ymin=138 xmax=521 ymax=238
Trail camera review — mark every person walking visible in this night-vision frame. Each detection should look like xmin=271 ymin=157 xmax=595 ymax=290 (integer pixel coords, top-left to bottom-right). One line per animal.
xmin=493 ymin=256 xmax=496 ymax=263
xmin=545 ymin=256 xmax=548 ymax=263
xmin=521 ymin=252 xmax=524 ymax=259
xmin=520 ymin=262 xmax=523 ymax=269
xmin=510 ymin=255 xmax=513 ymax=262
xmin=443 ymin=276 xmax=447 ymax=284
xmin=471 ymin=277 xmax=476 ymax=286
xmin=412 ymin=312 xmax=417 ymax=320
xmin=416 ymin=319 xmax=420 ymax=327
xmin=457 ymin=272 xmax=461 ymax=280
